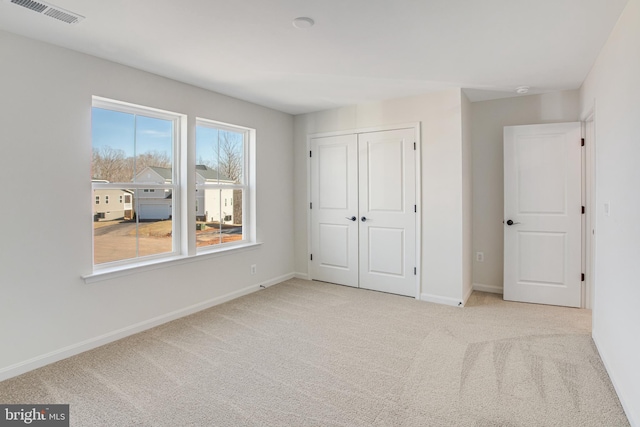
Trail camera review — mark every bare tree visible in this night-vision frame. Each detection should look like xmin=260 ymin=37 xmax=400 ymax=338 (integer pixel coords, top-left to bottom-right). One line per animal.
xmin=218 ymin=131 xmax=243 ymax=183
xmin=92 ymin=146 xmax=128 ymax=182
xmin=92 ymin=146 xmax=172 ymax=183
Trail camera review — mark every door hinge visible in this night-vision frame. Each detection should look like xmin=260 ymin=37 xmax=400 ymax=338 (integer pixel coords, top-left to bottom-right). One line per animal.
xmin=414 ymin=205 xmax=417 ymax=213
xmin=414 ymin=267 xmax=417 ymax=275
xmin=581 ymin=273 xmax=585 ymax=282
xmin=310 ymin=202 xmax=312 ymax=209
xmin=310 ymin=254 xmax=313 ymax=261
xmin=582 ymin=206 xmax=585 ymax=214
xmin=310 ymin=150 xmax=312 ymax=157
xmin=414 ymin=142 xmax=416 ymax=150
xmin=581 ymin=138 xmax=585 ymax=147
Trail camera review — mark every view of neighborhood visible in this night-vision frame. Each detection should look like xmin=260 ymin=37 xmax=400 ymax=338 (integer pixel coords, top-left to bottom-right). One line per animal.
xmin=92 ymin=107 xmax=245 ymax=265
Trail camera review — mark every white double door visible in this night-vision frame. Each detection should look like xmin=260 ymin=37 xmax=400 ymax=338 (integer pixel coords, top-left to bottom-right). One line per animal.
xmin=310 ymin=128 xmax=417 ymax=297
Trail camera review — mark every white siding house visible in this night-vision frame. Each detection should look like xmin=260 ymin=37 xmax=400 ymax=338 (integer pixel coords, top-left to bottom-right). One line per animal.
xmin=133 ymin=167 xmax=173 ymax=220
xmin=195 ymin=165 xmax=238 ymax=224
xmin=92 ymin=180 xmax=133 ymax=221
xmin=135 ymin=165 xmax=238 ymax=223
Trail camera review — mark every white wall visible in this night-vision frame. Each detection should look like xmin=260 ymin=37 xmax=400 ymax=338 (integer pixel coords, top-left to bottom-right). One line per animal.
xmin=580 ymin=0 xmax=640 ymax=423
xmin=293 ymin=89 xmax=468 ymax=305
xmin=470 ymin=90 xmax=580 ymax=293
xmin=0 ymin=31 xmax=294 ymax=379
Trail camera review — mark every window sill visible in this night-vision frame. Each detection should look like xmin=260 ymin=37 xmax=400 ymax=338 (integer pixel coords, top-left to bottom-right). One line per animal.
xmin=83 ymin=242 xmax=263 ymax=284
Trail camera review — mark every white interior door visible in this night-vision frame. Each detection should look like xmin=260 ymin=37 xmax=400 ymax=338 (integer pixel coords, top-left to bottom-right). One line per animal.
xmin=503 ymin=122 xmax=582 ymax=307
xmin=358 ymin=129 xmax=416 ymax=297
xmin=309 ymin=127 xmax=417 ymax=297
xmin=310 ymin=134 xmax=359 ymax=287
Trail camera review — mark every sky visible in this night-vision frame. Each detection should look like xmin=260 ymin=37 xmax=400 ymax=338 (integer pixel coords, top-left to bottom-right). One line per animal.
xmin=92 ymin=107 xmax=243 ymax=167
xmin=91 ymin=107 xmax=173 ymax=158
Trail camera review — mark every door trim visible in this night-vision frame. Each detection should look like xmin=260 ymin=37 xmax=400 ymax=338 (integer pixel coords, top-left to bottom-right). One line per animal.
xmin=306 ymin=122 xmax=422 ymax=299
xmin=583 ymin=108 xmax=596 ymax=310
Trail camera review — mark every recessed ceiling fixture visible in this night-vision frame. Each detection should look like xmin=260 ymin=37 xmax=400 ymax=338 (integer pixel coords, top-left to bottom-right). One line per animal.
xmin=7 ymin=0 xmax=84 ymax=24
xmin=292 ymin=17 xmax=314 ymax=29
xmin=516 ymin=86 xmax=530 ymax=94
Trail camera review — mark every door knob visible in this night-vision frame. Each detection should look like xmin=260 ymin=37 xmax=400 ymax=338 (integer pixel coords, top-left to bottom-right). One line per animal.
xmin=361 ymin=216 xmax=367 ymax=222
xmin=345 ymin=216 xmax=356 ymax=221
xmin=506 ymin=219 xmax=520 ymax=226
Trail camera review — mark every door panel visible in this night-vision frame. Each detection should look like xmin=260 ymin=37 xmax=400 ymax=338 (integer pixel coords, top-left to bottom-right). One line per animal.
xmin=367 ymin=138 xmax=404 ymax=211
xmin=310 ymin=135 xmax=359 ymax=287
xmin=504 ymin=122 xmax=581 ymax=307
xmin=318 ymin=144 xmax=349 ymax=209
xmin=369 ymin=227 xmax=405 ymax=276
xmin=359 ymin=128 xmax=416 ymax=297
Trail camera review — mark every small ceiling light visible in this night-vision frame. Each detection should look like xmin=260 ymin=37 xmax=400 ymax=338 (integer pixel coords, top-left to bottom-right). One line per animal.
xmin=516 ymin=86 xmax=530 ymax=95
xmin=292 ymin=17 xmax=314 ymax=29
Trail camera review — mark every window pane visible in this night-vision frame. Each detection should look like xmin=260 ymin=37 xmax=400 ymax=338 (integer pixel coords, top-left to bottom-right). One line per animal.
xmin=195 ymin=188 xmax=243 ymax=249
xmin=196 ymin=126 xmax=220 ymax=183
xmin=93 ymin=189 xmax=172 ymax=264
xmin=91 ymin=108 xmax=135 ymax=182
xmin=196 ymin=126 xmax=244 ymax=184
xmin=134 ymin=115 xmax=173 ymax=183
xmin=92 ymin=102 xmax=177 ymax=266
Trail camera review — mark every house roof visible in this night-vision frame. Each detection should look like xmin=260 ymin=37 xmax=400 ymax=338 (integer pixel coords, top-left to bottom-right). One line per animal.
xmin=196 ymin=165 xmax=233 ymax=182
xmin=148 ymin=166 xmax=173 ymax=181
xmin=138 ymin=165 xmax=233 ymax=183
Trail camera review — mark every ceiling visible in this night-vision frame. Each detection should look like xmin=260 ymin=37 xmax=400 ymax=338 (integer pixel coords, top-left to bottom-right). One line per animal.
xmin=0 ymin=0 xmax=630 ymax=115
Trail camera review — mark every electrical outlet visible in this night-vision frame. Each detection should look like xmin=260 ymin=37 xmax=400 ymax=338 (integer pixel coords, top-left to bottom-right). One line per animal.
xmin=250 ymin=264 xmax=257 ymax=275
xmin=476 ymin=252 xmax=484 ymax=262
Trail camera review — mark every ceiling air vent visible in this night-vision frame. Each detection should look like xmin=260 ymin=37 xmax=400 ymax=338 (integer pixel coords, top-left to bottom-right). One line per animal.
xmin=9 ymin=0 xmax=84 ymax=24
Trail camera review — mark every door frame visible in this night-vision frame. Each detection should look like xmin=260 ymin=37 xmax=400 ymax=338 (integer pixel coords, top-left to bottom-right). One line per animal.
xmin=306 ymin=122 xmax=422 ymax=299
xmin=583 ymin=109 xmax=596 ymax=310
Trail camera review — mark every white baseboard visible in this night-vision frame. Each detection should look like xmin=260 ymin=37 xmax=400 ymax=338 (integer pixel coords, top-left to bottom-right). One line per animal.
xmin=473 ymin=283 xmax=503 ymax=294
xmin=462 ymin=285 xmax=474 ymax=306
xmin=592 ymin=332 xmax=638 ymax=427
xmin=420 ymin=293 xmax=464 ymax=307
xmin=0 ymin=272 xmax=295 ymax=382
xmin=294 ymin=272 xmax=309 ymax=280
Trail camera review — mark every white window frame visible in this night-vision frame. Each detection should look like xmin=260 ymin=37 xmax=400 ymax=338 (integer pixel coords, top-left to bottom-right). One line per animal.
xmin=91 ymin=97 xmax=183 ymax=271
xmin=195 ymin=118 xmax=253 ymax=253
xmin=85 ymin=99 xmax=258 ymax=283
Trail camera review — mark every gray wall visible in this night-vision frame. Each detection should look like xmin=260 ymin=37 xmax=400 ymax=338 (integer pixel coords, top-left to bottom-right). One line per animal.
xmin=0 ymin=31 xmax=294 ymax=379
xmin=580 ymin=0 xmax=640 ymax=422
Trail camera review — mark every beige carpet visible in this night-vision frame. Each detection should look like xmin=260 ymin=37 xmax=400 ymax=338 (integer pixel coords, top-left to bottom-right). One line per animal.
xmin=0 ymin=279 xmax=629 ymax=426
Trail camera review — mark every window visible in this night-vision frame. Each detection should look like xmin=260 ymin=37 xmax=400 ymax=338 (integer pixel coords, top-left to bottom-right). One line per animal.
xmin=91 ymin=97 xmax=180 ymax=266
xmin=195 ymin=119 xmax=249 ymax=250
xmin=89 ymin=97 xmax=255 ymax=276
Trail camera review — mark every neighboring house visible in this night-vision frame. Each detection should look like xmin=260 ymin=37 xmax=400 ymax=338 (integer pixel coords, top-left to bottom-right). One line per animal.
xmin=92 ymin=180 xmax=133 ymax=221
xmin=195 ymin=164 xmax=240 ymax=225
xmin=135 ymin=165 xmax=240 ymax=223
xmin=133 ymin=167 xmax=173 ymax=221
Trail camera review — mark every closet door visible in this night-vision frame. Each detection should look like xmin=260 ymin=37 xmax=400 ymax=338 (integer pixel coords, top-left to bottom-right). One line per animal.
xmin=358 ymin=128 xmax=416 ymax=297
xmin=309 ymin=134 xmax=359 ymax=287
